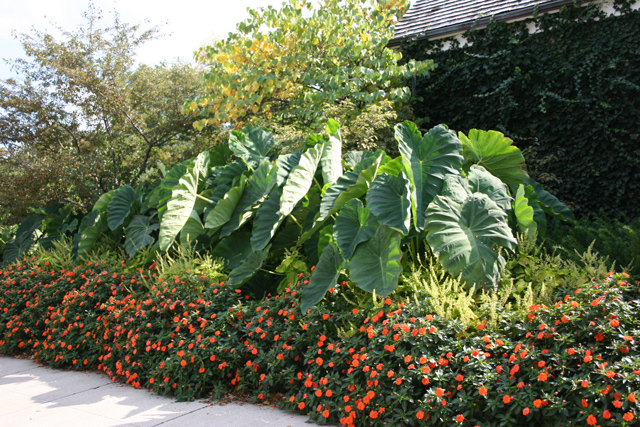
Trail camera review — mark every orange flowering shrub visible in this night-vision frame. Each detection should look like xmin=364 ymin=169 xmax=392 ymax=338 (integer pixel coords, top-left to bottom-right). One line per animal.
xmin=1 ymin=259 xmax=639 ymax=426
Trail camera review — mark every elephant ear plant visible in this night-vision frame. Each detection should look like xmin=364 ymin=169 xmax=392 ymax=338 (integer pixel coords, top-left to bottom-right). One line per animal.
xmin=5 ymin=120 xmax=575 ymax=312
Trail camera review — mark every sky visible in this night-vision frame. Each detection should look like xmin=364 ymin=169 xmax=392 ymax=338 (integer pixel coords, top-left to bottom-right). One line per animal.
xmin=0 ymin=0 xmax=285 ymax=80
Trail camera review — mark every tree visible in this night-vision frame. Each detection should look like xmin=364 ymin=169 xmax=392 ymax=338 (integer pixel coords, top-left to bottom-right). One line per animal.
xmin=187 ymin=0 xmax=433 ymax=149
xmin=0 ymin=4 xmax=215 ymax=223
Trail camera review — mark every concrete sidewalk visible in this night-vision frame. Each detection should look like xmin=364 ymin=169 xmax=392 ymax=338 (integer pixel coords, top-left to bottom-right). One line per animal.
xmin=0 ymin=356 xmax=317 ymax=426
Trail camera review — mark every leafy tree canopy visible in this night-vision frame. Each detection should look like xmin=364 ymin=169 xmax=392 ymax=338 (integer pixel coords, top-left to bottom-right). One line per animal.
xmin=188 ymin=0 xmax=433 ymax=148
xmin=0 ymin=4 xmax=215 ymax=223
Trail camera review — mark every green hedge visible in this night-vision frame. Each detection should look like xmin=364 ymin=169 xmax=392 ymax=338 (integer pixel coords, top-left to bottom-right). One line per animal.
xmin=402 ymin=1 xmax=640 ymax=219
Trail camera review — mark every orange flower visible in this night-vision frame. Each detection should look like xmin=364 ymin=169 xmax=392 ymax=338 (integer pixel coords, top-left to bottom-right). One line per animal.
xmin=523 ymin=407 xmax=530 ymax=416
xmin=538 ymin=371 xmax=548 ymax=382
xmin=603 ymin=410 xmax=611 ymax=419
xmin=479 ymin=386 xmax=488 ymax=396
xmin=369 ymin=410 xmax=379 ymax=419
xmin=436 ymin=388 xmax=445 ymax=397
xmin=503 ymin=395 xmax=512 ymax=404
xmin=582 ymin=399 xmax=588 ymax=408
xmin=416 ymin=410 xmax=425 ymax=420
xmin=316 ymin=357 xmax=323 ymax=366
xmin=534 ymin=399 xmax=543 ymax=408
xmin=605 ymin=370 xmax=616 ymax=378
xmin=587 ymin=414 xmax=597 ymax=425
xmin=456 ymin=414 xmax=464 ymax=422
xmin=623 ymin=412 xmax=634 ymax=422
xmin=298 ymin=402 xmax=305 ymax=410
xmin=610 ymin=318 xmax=620 ymax=327
xmin=322 ymin=409 xmax=330 ymax=418
xmin=629 ymin=393 xmax=637 ymax=403
xmin=180 ymin=359 xmax=186 ymax=367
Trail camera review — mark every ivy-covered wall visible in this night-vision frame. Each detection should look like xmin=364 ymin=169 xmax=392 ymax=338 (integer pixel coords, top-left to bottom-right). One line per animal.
xmin=402 ymin=1 xmax=640 ymax=219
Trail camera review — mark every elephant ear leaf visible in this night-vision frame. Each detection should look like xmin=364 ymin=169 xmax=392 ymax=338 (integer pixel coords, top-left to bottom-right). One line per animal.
xmin=125 ymin=215 xmax=159 ymax=257
xmin=3 ymin=215 xmax=44 ymax=263
xmin=366 ymin=172 xmax=412 ymax=236
xmin=301 ymin=241 xmax=345 ymax=313
xmin=280 ymin=144 xmax=324 ymax=217
xmin=93 ymin=190 xmax=116 ymax=213
xmin=348 ymin=225 xmax=403 ymax=297
xmin=426 ymin=193 xmax=517 ymax=290
xmin=107 ymin=185 xmax=139 ymax=231
xmin=466 ymin=165 xmax=512 ymax=212
xmin=321 ymin=119 xmax=343 ymax=186
xmin=158 ymin=151 xmax=211 ymax=251
xmin=219 ymin=161 xmax=277 ymax=237
xmin=251 ymin=187 xmax=285 ymax=252
xmin=514 ymin=184 xmax=537 ymax=237
xmin=524 ymin=178 xmax=575 ymax=224
xmin=333 ymin=199 xmax=379 ymax=259
xmin=459 ymin=129 xmax=528 ymax=192
xmin=229 ymin=126 xmax=276 ymax=168
xmin=74 ymin=210 xmax=104 ymax=260
xmin=396 ymin=122 xmax=464 ymax=231
xmin=228 ymin=245 xmax=271 ymax=287
xmin=205 ymin=175 xmax=247 ymax=230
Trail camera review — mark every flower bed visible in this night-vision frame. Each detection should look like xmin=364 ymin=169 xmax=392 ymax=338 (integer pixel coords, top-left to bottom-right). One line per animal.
xmin=1 ymin=260 xmax=638 ymax=426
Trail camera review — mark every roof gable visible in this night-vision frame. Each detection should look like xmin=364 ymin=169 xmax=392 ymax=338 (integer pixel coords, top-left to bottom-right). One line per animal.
xmin=390 ymin=0 xmax=585 ymax=46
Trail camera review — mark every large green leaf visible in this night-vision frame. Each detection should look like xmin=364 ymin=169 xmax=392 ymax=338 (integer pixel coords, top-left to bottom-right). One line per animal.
xmin=211 ymin=230 xmax=253 ymax=270
xmin=228 ymin=245 xmax=271 ymax=287
xmin=158 ymin=151 xmax=211 ymax=251
xmin=280 ymin=144 xmax=323 ymax=216
xmin=93 ymin=190 xmax=115 ymax=213
xmin=525 ymin=184 xmax=547 ymax=236
xmin=229 ymin=126 xmax=276 ymax=168
xmin=180 ymin=210 xmax=205 ymax=247
xmin=333 ymin=199 xmax=379 ymax=259
xmin=442 ymin=165 xmax=512 ymax=212
xmin=514 ymin=184 xmax=537 ymax=237
xmin=301 ymin=241 xmax=345 ymax=312
xmin=396 ymin=122 xmax=464 ymax=230
xmin=366 ymin=172 xmax=412 ymax=235
xmin=208 ymin=162 xmax=249 ymax=206
xmin=205 ymin=175 xmax=247 ymax=230
xmin=347 ymin=225 xmax=403 ymax=297
xmin=275 ymin=153 xmax=302 ymax=187
xmin=320 ymin=119 xmax=343 ymax=186
xmin=107 ymin=185 xmax=140 ymax=231
xmin=345 ymin=151 xmax=377 ymax=169
xmin=251 ymin=187 xmax=285 ymax=251
xmin=524 ymin=178 xmax=575 ymax=224
xmin=425 ymin=193 xmax=517 ymax=290
xmin=75 ymin=210 xmax=104 ymax=259
xmin=3 ymin=215 xmax=44 ymax=263
xmin=220 ymin=161 xmax=277 ymax=237
xmin=157 ymin=162 xmax=189 ymax=220
xmin=459 ymin=129 xmax=528 ymax=192
xmin=319 ymin=150 xmax=389 ymax=221
xmin=124 ymin=215 xmax=159 ymax=257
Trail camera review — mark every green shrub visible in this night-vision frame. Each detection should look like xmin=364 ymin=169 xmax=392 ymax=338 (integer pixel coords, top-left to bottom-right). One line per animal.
xmin=545 ymin=215 xmax=640 ymax=276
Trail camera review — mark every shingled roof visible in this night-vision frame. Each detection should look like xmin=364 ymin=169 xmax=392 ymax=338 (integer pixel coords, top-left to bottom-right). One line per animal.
xmin=389 ymin=0 xmax=588 ymax=46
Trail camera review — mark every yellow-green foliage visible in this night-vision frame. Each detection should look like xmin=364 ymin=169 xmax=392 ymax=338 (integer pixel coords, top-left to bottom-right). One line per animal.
xmin=401 ymin=260 xmax=478 ymax=331
xmin=34 ymin=237 xmax=76 ymax=271
xmin=150 ymin=244 xmax=226 ymax=292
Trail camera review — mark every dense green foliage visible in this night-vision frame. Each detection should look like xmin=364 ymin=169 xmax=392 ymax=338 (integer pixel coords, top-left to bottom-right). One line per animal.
xmin=545 ymin=215 xmax=640 ymax=277
xmin=0 ymin=6 xmax=214 ymax=223
xmin=188 ymin=0 xmax=432 ymax=151
xmin=1 ymin=258 xmax=638 ymax=426
xmin=401 ymin=1 xmax=640 ymax=219
xmin=2 ymin=120 xmax=577 ymax=307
